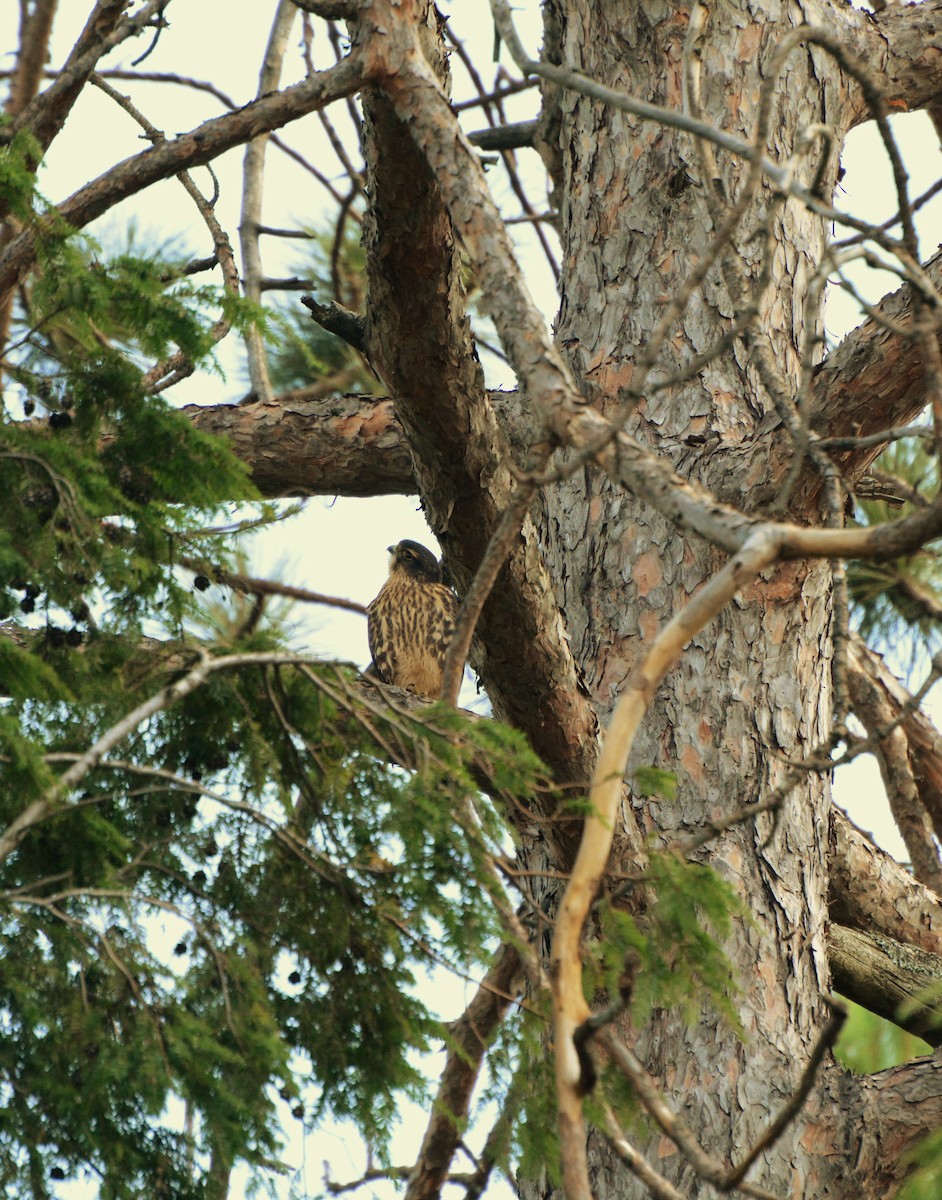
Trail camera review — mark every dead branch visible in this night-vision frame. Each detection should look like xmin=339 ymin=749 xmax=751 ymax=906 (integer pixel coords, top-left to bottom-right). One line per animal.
xmin=406 ymin=942 xmax=523 ymax=1200
xmin=240 ymin=1 xmax=297 ymax=406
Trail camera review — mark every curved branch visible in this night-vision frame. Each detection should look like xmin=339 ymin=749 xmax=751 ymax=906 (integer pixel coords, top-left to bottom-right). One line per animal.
xmin=550 ymin=529 xmax=783 ymax=1200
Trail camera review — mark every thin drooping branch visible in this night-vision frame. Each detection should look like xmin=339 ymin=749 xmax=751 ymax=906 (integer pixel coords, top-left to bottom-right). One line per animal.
xmin=87 ymin=73 xmax=242 ymax=392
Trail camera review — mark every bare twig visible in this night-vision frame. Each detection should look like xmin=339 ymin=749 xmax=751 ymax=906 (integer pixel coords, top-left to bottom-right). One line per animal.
xmin=439 ymin=481 xmax=538 ymax=705
xmin=241 ymin=0 xmax=297 ymax=405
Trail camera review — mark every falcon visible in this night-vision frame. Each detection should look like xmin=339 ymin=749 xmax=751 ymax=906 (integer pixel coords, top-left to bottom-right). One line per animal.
xmin=367 ymin=540 xmax=459 ymax=699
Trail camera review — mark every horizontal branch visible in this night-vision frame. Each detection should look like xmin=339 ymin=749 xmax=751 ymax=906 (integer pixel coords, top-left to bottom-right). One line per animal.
xmin=829 ymin=805 xmax=942 ymax=958
xmin=184 ymin=394 xmax=414 ymax=497
xmin=828 ymin=923 xmax=942 ymax=1047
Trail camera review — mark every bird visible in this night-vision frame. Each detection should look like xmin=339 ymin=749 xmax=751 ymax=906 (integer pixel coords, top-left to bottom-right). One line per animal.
xmin=367 ymin=540 xmax=459 ymax=699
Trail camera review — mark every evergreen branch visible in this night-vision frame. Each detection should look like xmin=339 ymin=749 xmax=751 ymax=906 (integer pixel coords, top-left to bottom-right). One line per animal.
xmin=87 ymin=73 xmax=243 ymax=392
xmin=0 ymin=651 xmax=329 ymax=868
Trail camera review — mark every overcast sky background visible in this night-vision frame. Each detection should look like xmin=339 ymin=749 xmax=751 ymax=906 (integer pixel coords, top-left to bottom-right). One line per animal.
xmin=4 ymin=1 xmax=942 ymax=1194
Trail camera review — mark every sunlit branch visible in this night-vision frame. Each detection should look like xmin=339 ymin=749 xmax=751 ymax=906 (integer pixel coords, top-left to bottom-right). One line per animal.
xmin=550 ymin=530 xmax=782 ymax=1200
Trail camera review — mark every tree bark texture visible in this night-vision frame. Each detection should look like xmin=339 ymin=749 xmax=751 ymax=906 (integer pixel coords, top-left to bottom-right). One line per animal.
xmin=349 ymin=1 xmax=942 ymax=1196
xmin=526 ymin=2 xmax=838 ymax=1192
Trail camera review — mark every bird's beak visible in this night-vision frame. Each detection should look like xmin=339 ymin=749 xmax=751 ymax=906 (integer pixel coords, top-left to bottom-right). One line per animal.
xmin=387 ymin=544 xmax=395 ymax=555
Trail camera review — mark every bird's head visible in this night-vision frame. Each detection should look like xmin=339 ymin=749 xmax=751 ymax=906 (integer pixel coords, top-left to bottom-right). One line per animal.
xmin=387 ymin=540 xmax=443 ymax=584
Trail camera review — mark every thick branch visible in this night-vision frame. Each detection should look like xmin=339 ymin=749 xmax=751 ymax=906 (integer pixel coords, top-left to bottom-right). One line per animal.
xmin=828 ymin=924 xmax=942 ymax=1047
xmin=356 ymin=0 xmax=600 ymax=794
xmin=843 ymin=1 xmax=942 ymax=122
xmin=806 ymin=249 xmax=942 ymax=487
xmin=183 ymin=395 xmax=414 ymax=497
xmin=829 ymin=805 xmax=942 ymax=958
xmin=406 ymin=943 xmax=523 ymax=1200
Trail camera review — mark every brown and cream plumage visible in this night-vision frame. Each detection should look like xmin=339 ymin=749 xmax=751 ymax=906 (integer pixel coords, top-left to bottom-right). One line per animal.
xmin=367 ymin=540 xmax=459 ymax=699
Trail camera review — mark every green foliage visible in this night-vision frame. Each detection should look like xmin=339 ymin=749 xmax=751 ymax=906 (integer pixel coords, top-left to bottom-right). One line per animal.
xmin=834 ymin=1000 xmax=931 ymax=1074
xmin=899 ymin=1130 xmax=942 ymax=1200
xmin=592 ymin=854 xmax=745 ymax=1031
xmin=0 ymin=128 xmax=44 ymax=221
xmin=634 ymin=765 xmax=678 ymax=800
xmin=0 ymin=191 xmax=767 ymax=1200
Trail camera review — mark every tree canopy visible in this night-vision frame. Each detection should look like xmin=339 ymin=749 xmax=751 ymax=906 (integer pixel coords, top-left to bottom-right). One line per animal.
xmin=5 ymin=2 xmax=942 ymax=1200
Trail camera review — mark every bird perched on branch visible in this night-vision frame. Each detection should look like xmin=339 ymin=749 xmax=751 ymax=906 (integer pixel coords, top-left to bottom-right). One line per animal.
xmin=367 ymin=540 xmax=459 ymax=699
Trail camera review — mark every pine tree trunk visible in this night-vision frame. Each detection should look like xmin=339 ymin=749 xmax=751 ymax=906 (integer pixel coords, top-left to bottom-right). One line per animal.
xmin=526 ymin=2 xmax=852 ymax=1194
